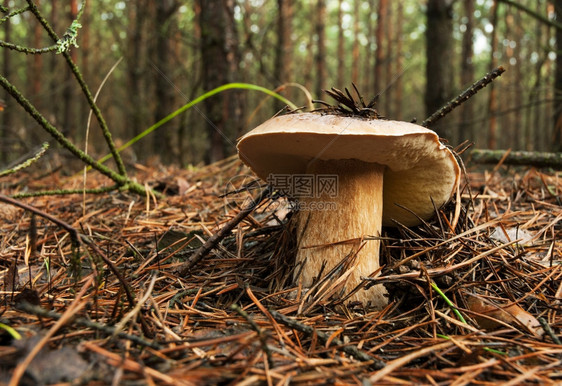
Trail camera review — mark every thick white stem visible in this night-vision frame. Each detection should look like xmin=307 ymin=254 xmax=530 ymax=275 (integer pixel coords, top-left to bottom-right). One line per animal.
xmin=295 ymin=159 xmax=387 ymax=308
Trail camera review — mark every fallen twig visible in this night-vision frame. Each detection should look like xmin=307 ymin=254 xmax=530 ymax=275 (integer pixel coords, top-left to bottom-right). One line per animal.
xmin=422 ymin=66 xmax=505 ymax=127
xmin=16 ymin=301 xmax=161 ymax=349
xmin=175 ymin=186 xmax=272 ymax=276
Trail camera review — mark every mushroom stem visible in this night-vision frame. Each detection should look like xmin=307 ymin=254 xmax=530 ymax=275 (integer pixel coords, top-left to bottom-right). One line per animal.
xmin=295 ymin=159 xmax=388 ymax=307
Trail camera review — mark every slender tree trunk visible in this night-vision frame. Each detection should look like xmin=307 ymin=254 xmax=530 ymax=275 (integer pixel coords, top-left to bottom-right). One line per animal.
xmin=503 ymin=11 xmax=514 ymax=150
xmin=198 ymin=0 xmax=241 ymax=163
xmin=128 ymin=0 xmax=149 ymax=157
xmin=274 ymin=0 xmax=292 ymax=87
xmin=364 ymin=0 xmax=375 ymax=91
xmin=315 ymin=0 xmax=326 ymax=98
xmin=1 ymin=0 xmax=12 ymax=163
xmin=153 ymin=0 xmax=179 ymax=164
xmin=460 ymin=0 xmax=475 ymax=144
xmin=554 ymin=0 xmax=562 ymax=151
xmin=49 ymin=1 xmax=59 ymax=127
xmin=393 ymin=1 xmax=404 ymax=120
xmin=62 ymin=0 xmax=78 ymax=139
xmin=351 ymin=0 xmax=360 ymax=85
xmin=425 ymin=0 xmax=454 ymax=141
xmin=384 ymin=1 xmax=393 ymax=116
xmin=487 ymin=0 xmax=499 ymax=149
xmin=512 ymin=10 xmax=523 ymax=150
xmin=32 ymin=0 xmax=42 ymax=104
xmin=374 ymin=0 xmax=387 ymax=95
xmin=337 ymin=0 xmax=345 ymax=89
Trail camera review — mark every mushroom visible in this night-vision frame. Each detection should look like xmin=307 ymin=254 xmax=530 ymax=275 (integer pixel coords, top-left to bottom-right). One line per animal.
xmin=237 ymin=112 xmax=460 ymax=308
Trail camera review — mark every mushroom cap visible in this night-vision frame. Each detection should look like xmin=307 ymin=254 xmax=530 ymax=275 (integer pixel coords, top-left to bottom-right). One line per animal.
xmin=237 ymin=112 xmax=460 ymax=226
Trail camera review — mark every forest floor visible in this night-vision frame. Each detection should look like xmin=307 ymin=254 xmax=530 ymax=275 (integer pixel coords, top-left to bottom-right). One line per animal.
xmin=0 ymin=156 xmax=561 ymax=385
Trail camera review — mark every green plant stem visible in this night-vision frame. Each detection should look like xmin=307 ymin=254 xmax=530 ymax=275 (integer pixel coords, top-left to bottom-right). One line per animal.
xmin=11 ymin=186 xmax=119 ymax=198
xmin=0 ymin=6 xmax=29 ymax=24
xmin=0 ymin=142 xmax=48 ymax=177
xmin=430 ymin=281 xmax=467 ymax=324
xmin=25 ymin=0 xmax=127 ymax=178
xmin=0 ymin=74 xmax=147 ymax=195
xmin=96 ymin=83 xmax=298 ymax=166
xmin=0 ymin=40 xmax=58 ymax=53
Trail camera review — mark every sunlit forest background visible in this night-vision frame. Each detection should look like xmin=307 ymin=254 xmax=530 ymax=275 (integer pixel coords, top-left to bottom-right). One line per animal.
xmin=1 ymin=0 xmax=561 ymax=168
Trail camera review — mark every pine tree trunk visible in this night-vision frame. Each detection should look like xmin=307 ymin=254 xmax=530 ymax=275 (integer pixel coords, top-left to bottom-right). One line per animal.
xmin=336 ymin=0 xmax=345 ymax=89
xmin=315 ymin=0 xmax=326 ymax=98
xmin=384 ymin=1 xmax=393 ymax=116
xmin=153 ymin=0 xmax=179 ymax=164
xmin=393 ymin=1 xmax=404 ymax=120
xmin=1 ymin=0 xmax=12 ymax=163
xmin=487 ymin=0 xmax=499 ymax=149
xmin=274 ymin=0 xmax=293 ymax=87
xmin=198 ymin=0 xmax=241 ymax=163
xmin=373 ymin=0 xmax=387 ymax=95
xmin=554 ymin=0 xmax=562 ymax=151
xmin=352 ymin=0 xmax=360 ymax=85
xmin=62 ymin=0 xmax=78 ymax=139
xmin=425 ymin=0 xmax=454 ymax=141
xmin=460 ymin=0 xmax=475 ymax=144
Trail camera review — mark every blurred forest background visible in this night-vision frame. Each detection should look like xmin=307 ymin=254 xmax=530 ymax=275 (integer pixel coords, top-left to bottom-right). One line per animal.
xmin=1 ymin=0 xmax=561 ymax=168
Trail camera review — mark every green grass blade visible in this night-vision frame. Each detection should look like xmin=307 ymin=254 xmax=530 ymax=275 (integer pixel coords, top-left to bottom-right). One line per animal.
xmin=431 ymin=281 xmax=467 ymax=324
xmin=0 ymin=322 xmax=21 ymax=340
xmin=96 ymin=83 xmax=298 ymax=166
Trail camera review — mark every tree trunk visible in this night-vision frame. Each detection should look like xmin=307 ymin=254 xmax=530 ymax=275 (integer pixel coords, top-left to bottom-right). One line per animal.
xmin=487 ymin=0 xmax=499 ymax=149
xmin=336 ymin=0 xmax=345 ymax=89
xmin=62 ymin=0 xmax=78 ymax=139
xmin=373 ymin=0 xmax=387 ymax=95
xmin=384 ymin=1 xmax=393 ymax=116
xmin=315 ymin=0 xmax=326 ymax=98
xmin=393 ymin=1 xmax=404 ymax=120
xmin=1 ymin=0 xmax=12 ymax=163
xmin=274 ymin=0 xmax=292 ymax=88
xmin=128 ymin=0 xmax=149 ymax=158
xmin=153 ymin=0 xmax=179 ymax=164
xmin=351 ymin=0 xmax=360 ymax=85
xmin=198 ymin=0 xmax=241 ymax=163
xmin=32 ymin=0 xmax=42 ymax=104
xmin=49 ymin=1 xmax=60 ymax=127
xmin=425 ymin=0 xmax=454 ymax=141
xmin=554 ymin=0 xmax=562 ymax=151
xmin=460 ymin=0 xmax=475 ymax=144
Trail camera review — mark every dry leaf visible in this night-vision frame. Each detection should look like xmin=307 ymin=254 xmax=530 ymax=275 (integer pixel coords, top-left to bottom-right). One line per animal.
xmin=467 ymin=295 xmax=544 ymax=338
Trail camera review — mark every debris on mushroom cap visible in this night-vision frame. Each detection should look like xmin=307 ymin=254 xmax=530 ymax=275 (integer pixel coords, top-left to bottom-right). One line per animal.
xmin=237 ymin=112 xmax=460 ymax=226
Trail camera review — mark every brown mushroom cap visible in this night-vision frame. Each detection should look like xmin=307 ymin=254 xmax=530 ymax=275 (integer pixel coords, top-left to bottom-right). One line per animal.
xmin=237 ymin=112 xmax=460 ymax=226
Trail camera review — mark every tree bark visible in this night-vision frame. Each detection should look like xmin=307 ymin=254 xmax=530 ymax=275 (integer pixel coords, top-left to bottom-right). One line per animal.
xmin=336 ymin=0 xmax=345 ymax=89
xmin=1 ymin=0 xmax=12 ymax=163
xmin=554 ymin=0 xmax=562 ymax=151
xmin=351 ymin=0 xmax=360 ymax=85
xmin=487 ymin=0 xmax=499 ymax=149
xmin=393 ymin=1 xmax=404 ymax=120
xmin=198 ymin=0 xmax=241 ymax=163
xmin=384 ymin=1 xmax=393 ymax=116
xmin=425 ymin=0 xmax=454 ymax=140
xmin=314 ymin=0 xmax=326 ymax=98
xmin=153 ymin=0 xmax=179 ymax=164
xmin=274 ymin=0 xmax=293 ymax=87
xmin=127 ymin=0 xmax=149 ymax=157
xmin=62 ymin=1 xmax=78 ymax=139
xmin=460 ymin=0 xmax=475 ymax=144
xmin=373 ymin=0 xmax=387 ymax=95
